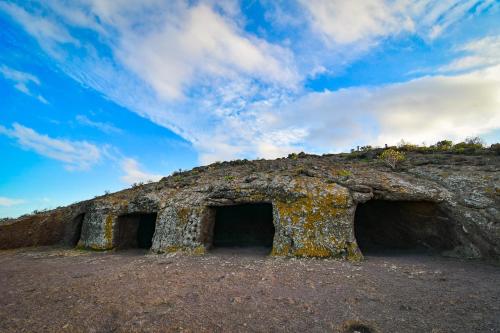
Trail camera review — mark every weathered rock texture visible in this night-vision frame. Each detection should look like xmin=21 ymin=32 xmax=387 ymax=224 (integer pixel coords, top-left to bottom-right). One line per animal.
xmin=1 ymin=149 xmax=499 ymax=261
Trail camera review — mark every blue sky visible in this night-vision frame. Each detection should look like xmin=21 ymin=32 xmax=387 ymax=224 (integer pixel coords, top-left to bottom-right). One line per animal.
xmin=1 ymin=0 xmax=499 ymax=217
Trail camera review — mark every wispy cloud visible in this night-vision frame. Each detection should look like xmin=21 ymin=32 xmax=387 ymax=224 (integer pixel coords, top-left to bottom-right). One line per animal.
xmin=75 ymin=115 xmax=122 ymax=134
xmin=300 ymin=0 xmax=413 ymax=45
xmin=0 ymin=122 xmax=162 ymax=183
xmin=120 ymin=158 xmax=163 ymax=185
xmin=0 ymin=65 xmax=49 ymax=104
xmin=0 ymin=1 xmax=78 ymax=57
xmin=1 ymin=0 xmax=498 ymax=164
xmin=118 ymin=4 xmax=298 ymax=100
xmin=440 ymin=35 xmax=500 ymax=72
xmin=0 ymin=197 xmax=25 ymax=207
xmin=300 ymin=0 xmax=495 ymax=46
xmin=0 ymin=1 xmax=299 ymax=152
xmin=0 ymin=123 xmax=102 ymax=170
xmin=268 ymin=65 xmax=500 ymax=152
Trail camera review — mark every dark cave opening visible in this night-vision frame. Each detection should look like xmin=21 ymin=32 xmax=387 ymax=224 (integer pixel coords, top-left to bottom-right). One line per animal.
xmin=115 ymin=213 xmax=157 ymax=249
xmin=68 ymin=213 xmax=84 ymax=247
xmin=354 ymin=200 xmax=458 ymax=255
xmin=212 ymin=203 xmax=275 ymax=248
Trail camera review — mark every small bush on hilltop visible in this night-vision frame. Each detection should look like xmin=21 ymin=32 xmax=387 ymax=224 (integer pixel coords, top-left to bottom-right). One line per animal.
xmin=397 ymin=140 xmax=419 ymax=152
xmin=393 ymin=138 xmax=486 ymax=154
xmin=453 ymin=136 xmax=484 ymax=153
xmin=379 ymin=149 xmax=406 ymax=169
xmin=491 ymin=143 xmax=500 ymax=155
xmin=434 ymin=140 xmax=453 ymax=150
xmin=465 ymin=136 xmax=484 ymax=146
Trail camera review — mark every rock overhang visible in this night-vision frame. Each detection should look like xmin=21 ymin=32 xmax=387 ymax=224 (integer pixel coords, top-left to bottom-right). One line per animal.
xmin=1 ymin=150 xmax=499 ymax=261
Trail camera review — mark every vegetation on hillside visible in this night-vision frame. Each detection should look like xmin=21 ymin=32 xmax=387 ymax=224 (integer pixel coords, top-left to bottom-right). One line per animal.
xmin=346 ymin=137 xmax=498 ymax=157
xmin=379 ymin=149 xmax=406 ymax=169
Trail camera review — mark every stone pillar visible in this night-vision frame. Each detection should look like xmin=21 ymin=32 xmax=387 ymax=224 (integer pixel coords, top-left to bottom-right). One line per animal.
xmin=271 ymin=178 xmax=361 ymax=260
xmin=78 ymin=211 xmax=117 ymax=250
xmin=151 ymin=205 xmax=205 ymax=254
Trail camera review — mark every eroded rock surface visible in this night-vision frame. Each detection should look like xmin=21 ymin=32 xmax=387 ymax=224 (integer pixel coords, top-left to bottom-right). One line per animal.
xmin=1 ymin=150 xmax=499 ymax=261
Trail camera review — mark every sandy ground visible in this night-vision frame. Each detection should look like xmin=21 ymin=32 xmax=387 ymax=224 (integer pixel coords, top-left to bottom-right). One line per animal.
xmin=0 ymin=247 xmax=499 ymax=333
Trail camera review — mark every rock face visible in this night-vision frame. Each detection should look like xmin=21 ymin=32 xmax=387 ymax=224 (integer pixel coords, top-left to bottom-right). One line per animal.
xmin=1 ymin=150 xmax=499 ymax=261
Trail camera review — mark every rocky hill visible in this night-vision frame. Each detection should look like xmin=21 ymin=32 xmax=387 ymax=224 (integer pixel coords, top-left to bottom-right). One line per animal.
xmin=1 ymin=147 xmax=499 ymax=261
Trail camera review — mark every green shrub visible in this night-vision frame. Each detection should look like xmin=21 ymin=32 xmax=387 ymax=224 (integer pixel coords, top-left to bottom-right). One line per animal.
xmin=379 ymin=149 xmax=406 ymax=169
xmin=465 ymin=136 xmax=484 ymax=146
xmin=434 ymin=140 xmax=453 ymax=150
xmin=338 ymin=169 xmax=352 ymax=177
xmin=397 ymin=140 xmax=419 ymax=152
xmin=453 ymin=137 xmax=484 ymax=152
xmin=490 ymin=143 xmax=500 ymax=155
xmin=331 ymin=168 xmax=352 ymax=177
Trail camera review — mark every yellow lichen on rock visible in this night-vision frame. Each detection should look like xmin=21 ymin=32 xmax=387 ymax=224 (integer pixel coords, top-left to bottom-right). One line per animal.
xmin=86 ymin=214 xmax=116 ymax=250
xmin=104 ymin=214 xmax=114 ymax=248
xmin=177 ymin=207 xmax=190 ymax=225
xmin=271 ymin=242 xmax=291 ymax=256
xmin=294 ymin=242 xmax=332 ymax=257
xmin=346 ymin=241 xmax=363 ymax=261
xmin=273 ymin=178 xmax=353 ymax=258
xmin=163 ymin=245 xmax=206 ymax=255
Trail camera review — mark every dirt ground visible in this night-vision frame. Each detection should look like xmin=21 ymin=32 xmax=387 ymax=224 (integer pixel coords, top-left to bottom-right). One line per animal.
xmin=0 ymin=247 xmax=499 ymax=333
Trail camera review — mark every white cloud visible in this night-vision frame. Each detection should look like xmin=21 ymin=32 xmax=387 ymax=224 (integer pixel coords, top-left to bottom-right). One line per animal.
xmin=440 ymin=35 xmax=500 ymax=72
xmin=0 ymin=1 xmax=78 ymax=57
xmin=194 ymin=108 xmax=309 ymax=164
xmin=0 ymin=65 xmax=40 ymax=85
xmin=1 ymin=1 xmax=299 ymax=152
xmin=37 ymin=95 xmax=49 ymax=104
xmin=300 ymin=0 xmax=493 ymax=46
xmin=0 ymin=65 xmax=49 ymax=104
xmin=0 ymin=123 xmax=102 ymax=170
xmin=115 ymin=3 xmax=298 ymax=100
xmin=184 ymin=61 xmax=500 ymax=163
xmin=0 ymin=197 xmax=25 ymax=207
xmin=0 ymin=122 xmax=163 ymax=185
xmin=1 ymin=0 xmax=498 ymax=165
xmin=75 ymin=115 xmax=122 ymax=134
xmin=120 ymin=158 xmax=163 ymax=185
xmin=5 ymin=1 xmax=297 ymax=100
xmin=299 ymin=0 xmax=413 ymax=45
xmin=271 ymin=65 xmax=500 ymax=151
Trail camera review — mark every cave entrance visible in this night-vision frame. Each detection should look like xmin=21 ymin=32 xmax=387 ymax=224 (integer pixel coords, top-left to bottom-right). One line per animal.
xmin=115 ymin=213 xmax=157 ymax=249
xmin=354 ymin=200 xmax=457 ymax=255
xmin=210 ymin=203 xmax=275 ymax=251
xmin=66 ymin=213 xmax=84 ymax=247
